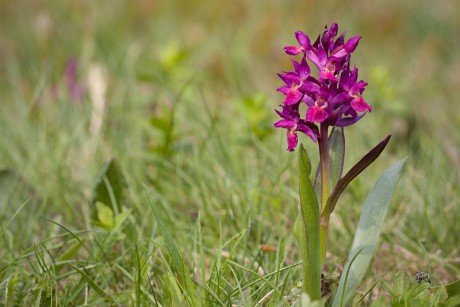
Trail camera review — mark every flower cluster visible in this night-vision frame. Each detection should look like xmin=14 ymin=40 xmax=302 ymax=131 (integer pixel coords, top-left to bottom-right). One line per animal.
xmin=275 ymin=23 xmax=371 ymax=151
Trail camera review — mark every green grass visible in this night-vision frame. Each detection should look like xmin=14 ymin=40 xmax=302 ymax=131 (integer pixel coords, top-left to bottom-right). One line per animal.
xmin=1 ymin=0 xmax=459 ymax=305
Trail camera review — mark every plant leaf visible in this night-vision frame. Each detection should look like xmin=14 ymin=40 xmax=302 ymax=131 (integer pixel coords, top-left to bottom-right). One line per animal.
xmin=68 ymin=263 xmax=113 ymax=301
xmin=323 ymin=135 xmax=391 ymax=216
xmin=298 ymin=144 xmax=321 ymax=300
xmin=314 ymin=127 xmax=345 ymax=201
xmin=96 ymin=202 xmax=114 ymax=230
xmin=332 ymin=158 xmax=406 ymax=307
xmin=329 ymin=127 xmax=345 ymax=188
xmin=92 ymin=159 xmax=126 ymax=217
xmin=446 ymin=279 xmax=460 ymax=298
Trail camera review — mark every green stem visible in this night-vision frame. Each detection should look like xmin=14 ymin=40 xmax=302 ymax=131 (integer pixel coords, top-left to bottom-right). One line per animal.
xmin=318 ymin=123 xmax=331 ymax=269
xmin=320 ymin=215 xmax=329 ymax=268
xmin=319 ymin=123 xmax=331 ymax=212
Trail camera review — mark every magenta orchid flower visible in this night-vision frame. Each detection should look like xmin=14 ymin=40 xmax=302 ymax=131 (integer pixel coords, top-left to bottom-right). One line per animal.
xmin=274 ymin=104 xmax=319 ymax=151
xmin=275 ymin=23 xmax=371 ymax=151
xmin=277 ymin=57 xmax=319 ymax=106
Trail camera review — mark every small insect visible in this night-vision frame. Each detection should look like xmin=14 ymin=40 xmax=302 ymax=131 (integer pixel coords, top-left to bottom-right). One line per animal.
xmin=415 ymin=271 xmax=431 ymax=284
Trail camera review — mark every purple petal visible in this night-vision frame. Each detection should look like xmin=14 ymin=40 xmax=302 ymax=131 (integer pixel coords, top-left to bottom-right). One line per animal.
xmin=319 ymin=70 xmax=338 ymax=82
xmin=306 ymin=106 xmax=329 ymax=123
xmin=330 ymin=92 xmax=350 ymax=105
xmin=284 ymin=89 xmax=303 ymax=105
xmin=278 ymin=73 xmax=294 ymax=86
xmin=284 ymin=46 xmax=303 ymax=55
xmin=274 ymin=119 xmax=295 ymax=129
xmin=350 ymin=67 xmax=358 ymax=84
xmin=351 ymin=97 xmax=371 ymax=112
xmin=277 ymin=86 xmax=290 ymax=95
xmin=344 ymin=36 xmax=361 ymax=53
xmin=349 ymin=80 xmax=368 ymax=97
xmin=335 ymin=112 xmax=366 ymax=127
xmin=298 ymin=56 xmax=310 ymax=80
xmin=335 ymin=32 xmax=346 ymax=48
xmin=317 ymin=45 xmax=327 ymax=67
xmin=291 ymin=59 xmax=300 ymax=72
xmin=321 ymin=27 xmax=330 ymax=51
xmin=295 ymin=31 xmax=311 ymax=50
xmin=299 ymin=81 xmax=320 ymax=94
xmin=328 ymin=23 xmax=338 ymax=38
xmin=281 ymin=72 xmax=301 ymax=84
xmin=301 ymin=94 xmax=315 ymax=107
xmin=297 ymin=123 xmax=319 ymax=142
xmin=324 ymin=105 xmax=345 ymax=126
xmin=312 ymin=34 xmax=321 ymax=49
xmin=287 ymin=131 xmax=298 ymax=151
xmin=275 ymin=108 xmax=289 ymax=120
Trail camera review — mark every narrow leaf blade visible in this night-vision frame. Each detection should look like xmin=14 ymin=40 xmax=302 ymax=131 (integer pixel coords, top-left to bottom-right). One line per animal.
xmin=298 ymin=144 xmax=321 ymax=299
xmin=332 ymin=159 xmax=406 ymax=307
xmin=144 ymin=187 xmax=200 ymax=305
xmin=145 ymin=188 xmax=184 ymax=276
xmin=324 ymin=135 xmax=391 ymax=216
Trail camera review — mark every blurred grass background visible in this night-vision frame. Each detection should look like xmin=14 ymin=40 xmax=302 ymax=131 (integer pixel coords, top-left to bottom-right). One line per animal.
xmin=0 ymin=0 xmax=459 ymax=304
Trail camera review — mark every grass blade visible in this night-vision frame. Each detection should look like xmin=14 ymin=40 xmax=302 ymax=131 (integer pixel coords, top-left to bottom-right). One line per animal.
xmin=68 ymin=263 xmax=113 ymax=301
xmin=145 ymin=186 xmax=200 ymax=305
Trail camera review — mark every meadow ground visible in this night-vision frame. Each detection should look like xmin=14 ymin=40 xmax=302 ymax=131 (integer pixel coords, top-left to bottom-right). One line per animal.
xmin=0 ymin=0 xmax=459 ymax=305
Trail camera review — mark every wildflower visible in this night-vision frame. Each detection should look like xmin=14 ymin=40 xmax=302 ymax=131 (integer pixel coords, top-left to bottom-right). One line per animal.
xmin=277 ymin=57 xmax=319 ymax=106
xmin=275 ymin=23 xmax=370 ymax=151
xmin=274 ymin=104 xmax=319 ymax=151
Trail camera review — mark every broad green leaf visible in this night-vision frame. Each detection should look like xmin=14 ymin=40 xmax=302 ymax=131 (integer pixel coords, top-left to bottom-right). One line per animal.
xmin=298 ymin=144 xmax=321 ymax=300
xmin=96 ymin=202 xmax=114 ymax=229
xmin=446 ymin=279 xmax=460 ymax=298
xmin=92 ymin=159 xmax=126 ymax=217
xmin=332 ymin=159 xmax=406 ymax=307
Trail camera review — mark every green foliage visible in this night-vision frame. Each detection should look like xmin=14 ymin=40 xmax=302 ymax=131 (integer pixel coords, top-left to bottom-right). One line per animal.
xmin=236 ymin=94 xmax=274 ymax=140
xmin=92 ymin=159 xmax=127 ymax=216
xmin=314 ymin=126 xmax=345 ymax=202
xmin=376 ymin=273 xmax=460 ymax=307
xmin=446 ymin=279 xmax=460 ymax=298
xmin=333 ymin=159 xmax=405 ymax=306
xmin=0 ymin=0 xmax=459 ymax=305
xmin=296 ymin=144 xmax=321 ymax=299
